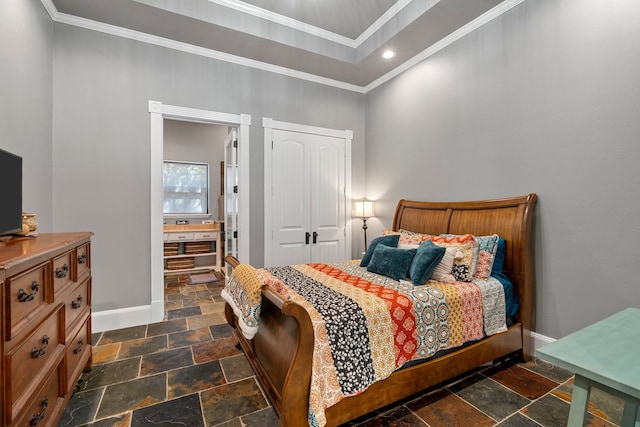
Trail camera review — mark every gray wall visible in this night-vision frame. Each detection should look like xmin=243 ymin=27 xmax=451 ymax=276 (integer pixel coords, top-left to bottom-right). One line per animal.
xmin=365 ymin=0 xmax=640 ymax=338
xmin=0 ymin=0 xmax=53 ymax=230
xmin=51 ymin=24 xmax=365 ymax=312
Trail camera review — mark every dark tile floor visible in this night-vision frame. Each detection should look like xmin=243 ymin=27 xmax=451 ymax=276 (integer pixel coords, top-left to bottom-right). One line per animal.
xmin=59 ymin=273 xmax=625 ymax=427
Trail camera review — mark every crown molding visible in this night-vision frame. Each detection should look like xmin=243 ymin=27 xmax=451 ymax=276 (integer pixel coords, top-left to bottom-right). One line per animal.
xmin=44 ymin=1 xmax=366 ymax=93
xmin=353 ymin=0 xmax=415 ymax=46
xmin=40 ymin=0 xmax=57 ymax=18
xmin=365 ymin=0 xmax=526 ymax=92
xmin=40 ymin=0 xmax=525 ymax=94
xmin=207 ymin=0 xmax=359 ymax=47
xmin=208 ymin=0 xmax=419 ymax=48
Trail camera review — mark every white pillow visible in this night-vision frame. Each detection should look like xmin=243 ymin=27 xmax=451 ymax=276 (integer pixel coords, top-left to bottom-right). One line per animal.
xmin=429 ymin=247 xmax=457 ymax=283
xmin=397 ymin=243 xmax=420 ymax=250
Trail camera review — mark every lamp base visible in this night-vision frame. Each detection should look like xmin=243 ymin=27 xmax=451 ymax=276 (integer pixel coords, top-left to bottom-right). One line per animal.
xmin=362 ymin=218 xmax=368 ymax=251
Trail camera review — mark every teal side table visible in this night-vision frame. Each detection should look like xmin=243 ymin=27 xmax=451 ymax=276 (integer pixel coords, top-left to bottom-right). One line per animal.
xmin=537 ymin=307 xmax=640 ymax=427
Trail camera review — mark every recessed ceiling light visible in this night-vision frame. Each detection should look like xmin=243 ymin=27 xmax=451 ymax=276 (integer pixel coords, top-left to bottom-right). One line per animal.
xmin=382 ymin=50 xmax=395 ymax=59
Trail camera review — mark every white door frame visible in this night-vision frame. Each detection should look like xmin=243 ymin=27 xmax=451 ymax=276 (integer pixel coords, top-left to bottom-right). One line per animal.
xmin=263 ymin=117 xmax=352 ymax=267
xmin=149 ymin=101 xmax=251 ymax=323
xmin=223 ymin=128 xmax=239 ymax=275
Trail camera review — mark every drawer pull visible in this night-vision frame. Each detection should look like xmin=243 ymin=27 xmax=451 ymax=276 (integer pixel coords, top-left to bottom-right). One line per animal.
xmin=29 ymin=397 xmax=48 ymax=426
xmin=71 ymin=295 xmax=83 ymax=309
xmin=18 ymin=281 xmax=40 ymax=302
xmin=31 ymin=335 xmax=49 ymax=359
xmin=78 ymin=253 xmax=87 ymax=264
xmin=55 ymin=264 xmax=69 ymax=278
xmin=73 ymin=338 xmax=84 ymax=354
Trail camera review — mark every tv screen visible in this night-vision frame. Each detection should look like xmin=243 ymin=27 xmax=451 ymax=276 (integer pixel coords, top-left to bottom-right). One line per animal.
xmin=0 ymin=148 xmax=23 ymax=237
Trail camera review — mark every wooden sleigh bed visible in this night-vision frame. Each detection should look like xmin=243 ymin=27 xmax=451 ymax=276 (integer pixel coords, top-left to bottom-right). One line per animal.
xmin=224 ymin=193 xmax=537 ymax=427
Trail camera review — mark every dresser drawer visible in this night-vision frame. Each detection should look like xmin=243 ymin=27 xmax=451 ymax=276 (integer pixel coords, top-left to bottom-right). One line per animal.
xmin=65 ymin=318 xmax=91 ymax=393
xmin=52 ymin=251 xmax=74 ymax=296
xmin=76 ymin=243 xmax=91 ymax=279
xmin=13 ymin=362 xmax=64 ymax=427
xmin=166 ymin=232 xmax=194 ymax=242
xmin=63 ymin=278 xmax=91 ymax=331
xmin=6 ymin=262 xmax=50 ymax=341
xmin=9 ymin=307 xmax=64 ymax=413
xmin=193 ymin=231 xmax=218 ymax=240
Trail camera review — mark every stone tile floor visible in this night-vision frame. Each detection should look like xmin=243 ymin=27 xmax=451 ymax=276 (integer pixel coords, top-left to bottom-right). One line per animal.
xmin=58 ymin=273 xmax=624 ymax=426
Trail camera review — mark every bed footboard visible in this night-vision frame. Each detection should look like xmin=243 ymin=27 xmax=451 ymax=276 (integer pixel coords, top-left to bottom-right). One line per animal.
xmin=224 ymin=255 xmax=314 ymax=425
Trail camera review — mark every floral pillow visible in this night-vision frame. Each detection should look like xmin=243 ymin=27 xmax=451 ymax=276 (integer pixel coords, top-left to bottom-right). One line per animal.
xmin=472 ymin=234 xmax=500 ymax=279
xmin=381 ymin=229 xmax=427 ymax=246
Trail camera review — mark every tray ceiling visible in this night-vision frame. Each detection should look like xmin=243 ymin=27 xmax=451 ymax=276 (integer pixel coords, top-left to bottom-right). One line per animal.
xmin=46 ymin=0 xmax=515 ymax=90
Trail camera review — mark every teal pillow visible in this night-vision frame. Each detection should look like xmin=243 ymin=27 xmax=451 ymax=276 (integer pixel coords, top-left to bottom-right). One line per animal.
xmin=366 ymin=244 xmax=416 ymax=280
xmin=492 ymin=238 xmax=507 ymax=274
xmin=409 ymin=240 xmax=446 ymax=285
xmin=360 ymin=234 xmax=400 ymax=267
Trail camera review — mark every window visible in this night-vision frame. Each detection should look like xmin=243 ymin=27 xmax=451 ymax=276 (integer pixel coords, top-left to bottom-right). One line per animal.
xmin=163 ymin=160 xmax=210 ymax=215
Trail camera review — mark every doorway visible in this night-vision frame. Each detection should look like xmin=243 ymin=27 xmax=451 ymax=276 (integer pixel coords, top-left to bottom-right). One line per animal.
xmin=149 ymin=101 xmax=251 ymax=323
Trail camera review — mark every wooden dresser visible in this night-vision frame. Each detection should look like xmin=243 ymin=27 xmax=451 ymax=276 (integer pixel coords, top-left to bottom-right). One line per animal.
xmin=0 ymin=232 xmax=93 ymax=426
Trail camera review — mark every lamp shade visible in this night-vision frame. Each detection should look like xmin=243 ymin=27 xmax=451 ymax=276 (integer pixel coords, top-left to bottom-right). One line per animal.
xmin=353 ymin=200 xmax=375 ymax=219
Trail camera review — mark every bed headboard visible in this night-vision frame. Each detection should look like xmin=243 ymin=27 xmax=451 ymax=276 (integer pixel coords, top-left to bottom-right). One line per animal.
xmin=392 ymin=194 xmax=537 ymax=342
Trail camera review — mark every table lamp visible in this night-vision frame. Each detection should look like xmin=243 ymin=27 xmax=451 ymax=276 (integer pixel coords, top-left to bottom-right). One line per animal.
xmin=353 ymin=200 xmax=375 ymax=251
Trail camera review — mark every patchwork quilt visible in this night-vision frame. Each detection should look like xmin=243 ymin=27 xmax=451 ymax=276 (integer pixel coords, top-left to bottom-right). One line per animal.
xmin=223 ymin=260 xmax=507 ymax=427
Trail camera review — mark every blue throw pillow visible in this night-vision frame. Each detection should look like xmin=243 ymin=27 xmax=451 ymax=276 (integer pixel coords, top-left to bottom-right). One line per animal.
xmin=360 ymin=234 xmax=400 ymax=267
xmin=366 ymin=244 xmax=416 ymax=280
xmin=492 ymin=271 xmax=519 ymax=318
xmin=409 ymin=240 xmax=446 ymax=285
xmin=492 ymin=238 xmax=507 ymax=274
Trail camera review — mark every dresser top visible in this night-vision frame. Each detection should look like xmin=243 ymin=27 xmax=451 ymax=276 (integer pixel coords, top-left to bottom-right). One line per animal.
xmin=0 ymin=232 xmax=93 ymax=274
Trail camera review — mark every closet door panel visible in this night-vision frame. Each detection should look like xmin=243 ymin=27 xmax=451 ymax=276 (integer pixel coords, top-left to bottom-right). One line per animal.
xmin=271 ymin=132 xmax=311 ymax=266
xmin=311 ymin=137 xmax=345 ymax=264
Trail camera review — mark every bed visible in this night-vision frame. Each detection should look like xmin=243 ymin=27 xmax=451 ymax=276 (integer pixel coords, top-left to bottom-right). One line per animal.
xmin=223 ymin=193 xmax=537 ymax=427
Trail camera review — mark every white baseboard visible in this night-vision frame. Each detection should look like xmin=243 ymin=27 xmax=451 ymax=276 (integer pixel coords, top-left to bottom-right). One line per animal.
xmin=91 ymin=300 xmax=165 ymax=333
xmin=92 ymin=305 xmax=153 ymax=333
xmin=532 ymin=331 xmax=555 ymax=352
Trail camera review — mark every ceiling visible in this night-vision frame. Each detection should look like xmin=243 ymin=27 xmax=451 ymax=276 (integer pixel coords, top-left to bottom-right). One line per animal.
xmin=45 ymin=0 xmax=516 ymax=91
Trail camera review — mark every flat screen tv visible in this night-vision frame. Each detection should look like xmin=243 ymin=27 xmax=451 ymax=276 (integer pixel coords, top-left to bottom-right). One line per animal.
xmin=0 ymin=148 xmax=23 ymax=237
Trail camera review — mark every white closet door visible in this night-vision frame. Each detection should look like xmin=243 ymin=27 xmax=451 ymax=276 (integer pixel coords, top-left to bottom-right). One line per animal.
xmin=310 ymin=135 xmax=345 ymax=263
xmin=271 ymin=131 xmax=312 ymax=266
xmin=270 ymin=129 xmax=346 ymax=266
